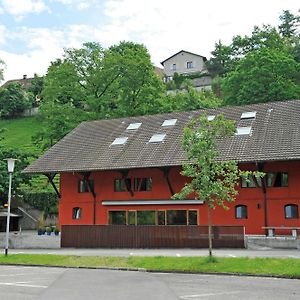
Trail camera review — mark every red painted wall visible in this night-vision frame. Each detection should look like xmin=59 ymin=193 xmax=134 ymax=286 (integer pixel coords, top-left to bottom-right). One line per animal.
xmin=59 ymin=161 xmax=300 ymax=234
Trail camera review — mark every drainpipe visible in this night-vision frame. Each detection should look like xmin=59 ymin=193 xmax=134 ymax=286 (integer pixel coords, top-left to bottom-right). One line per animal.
xmin=257 ymin=162 xmax=268 ymax=236
xmin=81 ymin=172 xmax=97 ymax=225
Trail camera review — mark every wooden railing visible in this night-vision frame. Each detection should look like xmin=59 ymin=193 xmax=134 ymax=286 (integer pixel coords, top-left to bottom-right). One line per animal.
xmin=61 ymin=225 xmax=245 ymax=248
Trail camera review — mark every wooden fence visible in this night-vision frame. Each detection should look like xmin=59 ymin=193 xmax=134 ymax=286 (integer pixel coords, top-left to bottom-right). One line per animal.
xmin=61 ymin=225 xmax=245 ymax=248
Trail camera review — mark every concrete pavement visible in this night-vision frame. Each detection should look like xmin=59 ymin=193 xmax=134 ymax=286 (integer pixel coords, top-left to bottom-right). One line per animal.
xmin=0 ymin=265 xmax=299 ymax=300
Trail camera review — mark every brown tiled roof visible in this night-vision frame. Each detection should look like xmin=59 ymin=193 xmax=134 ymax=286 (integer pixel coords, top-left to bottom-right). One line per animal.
xmin=1 ymin=77 xmax=33 ymax=89
xmin=23 ymin=100 xmax=300 ymax=174
xmin=161 ymin=50 xmax=207 ymax=65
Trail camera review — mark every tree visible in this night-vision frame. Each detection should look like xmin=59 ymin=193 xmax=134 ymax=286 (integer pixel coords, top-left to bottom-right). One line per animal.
xmin=28 ymin=74 xmax=44 ymax=106
xmin=173 ymin=114 xmax=256 ymax=257
xmin=0 ymin=83 xmax=33 ymax=118
xmin=33 ymin=101 xmax=87 ymax=149
xmin=42 ymin=41 xmax=165 ymax=119
xmin=279 ymin=10 xmax=300 ymax=38
xmin=206 ymin=40 xmax=234 ymax=77
xmin=207 ymin=25 xmax=288 ymax=78
xmin=163 ymin=88 xmax=222 ymax=113
xmin=221 ymin=48 xmax=300 ymax=105
xmin=0 ymin=59 xmax=4 ymax=82
xmin=0 ymin=148 xmax=33 ymax=205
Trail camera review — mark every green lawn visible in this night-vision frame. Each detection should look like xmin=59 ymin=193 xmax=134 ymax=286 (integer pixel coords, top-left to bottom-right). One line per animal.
xmin=0 ymin=116 xmax=43 ymax=153
xmin=0 ymin=255 xmax=300 ymax=278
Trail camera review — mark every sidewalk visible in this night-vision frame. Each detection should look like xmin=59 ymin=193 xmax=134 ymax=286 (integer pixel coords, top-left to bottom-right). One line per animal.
xmin=9 ymin=247 xmax=300 ymax=258
xmin=0 ymin=230 xmax=60 ymax=249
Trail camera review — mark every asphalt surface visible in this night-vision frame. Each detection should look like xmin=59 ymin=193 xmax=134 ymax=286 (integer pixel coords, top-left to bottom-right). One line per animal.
xmin=0 ymin=265 xmax=299 ymax=300
xmin=9 ymin=247 xmax=300 ymax=258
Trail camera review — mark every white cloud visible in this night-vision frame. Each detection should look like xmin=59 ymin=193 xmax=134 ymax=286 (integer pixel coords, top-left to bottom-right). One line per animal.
xmin=52 ymin=0 xmax=92 ymax=10
xmin=0 ymin=0 xmax=49 ymax=18
xmin=1 ymin=0 xmax=299 ymax=81
xmin=102 ymin=0 xmax=300 ymax=66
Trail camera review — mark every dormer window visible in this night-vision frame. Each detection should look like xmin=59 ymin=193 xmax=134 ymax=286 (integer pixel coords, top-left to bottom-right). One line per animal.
xmin=111 ymin=137 xmax=128 ymax=145
xmin=162 ymin=119 xmax=177 ymax=127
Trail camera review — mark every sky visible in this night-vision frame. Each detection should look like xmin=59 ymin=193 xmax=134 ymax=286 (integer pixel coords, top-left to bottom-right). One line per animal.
xmin=0 ymin=0 xmax=299 ymax=82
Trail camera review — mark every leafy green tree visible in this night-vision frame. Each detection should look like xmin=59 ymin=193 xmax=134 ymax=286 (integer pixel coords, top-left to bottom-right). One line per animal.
xmin=33 ymin=101 xmax=87 ymax=149
xmin=173 ymin=114 xmax=240 ymax=257
xmin=163 ymin=88 xmax=222 ymax=112
xmin=206 ymin=40 xmax=234 ymax=77
xmin=42 ymin=41 xmax=165 ymax=118
xmin=28 ymin=74 xmax=44 ymax=106
xmin=0 ymin=83 xmax=33 ymax=118
xmin=222 ymin=48 xmax=300 ymax=105
xmin=207 ymin=25 xmax=288 ymax=78
xmin=279 ymin=10 xmax=300 ymax=38
xmin=0 ymin=149 xmax=33 ymax=205
xmin=0 ymin=59 xmax=4 ymax=82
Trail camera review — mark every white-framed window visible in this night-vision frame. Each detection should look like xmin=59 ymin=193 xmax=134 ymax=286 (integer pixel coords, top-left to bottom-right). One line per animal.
xmin=235 ymin=205 xmax=247 ymax=219
xmin=72 ymin=207 xmax=82 ymax=220
xmin=285 ymin=204 xmax=298 ymax=219
xmin=187 ymin=61 xmax=193 ymax=69
xmin=171 ymin=63 xmax=176 ymax=70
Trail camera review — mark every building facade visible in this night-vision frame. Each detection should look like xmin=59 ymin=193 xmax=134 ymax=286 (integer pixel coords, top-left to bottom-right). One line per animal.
xmin=24 ymin=100 xmax=300 ymax=236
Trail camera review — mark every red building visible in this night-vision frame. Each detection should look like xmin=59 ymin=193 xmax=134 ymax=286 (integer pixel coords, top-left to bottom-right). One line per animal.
xmin=24 ymin=100 xmax=300 ymax=243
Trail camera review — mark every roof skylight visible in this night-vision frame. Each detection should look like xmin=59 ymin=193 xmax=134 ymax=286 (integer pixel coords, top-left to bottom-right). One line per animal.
xmin=162 ymin=119 xmax=177 ymax=127
xmin=126 ymin=122 xmax=142 ymax=130
xmin=236 ymin=127 xmax=252 ymax=136
xmin=111 ymin=137 xmax=128 ymax=145
xmin=207 ymin=115 xmax=215 ymax=121
xmin=241 ymin=111 xmax=256 ymax=120
xmin=149 ymin=134 xmax=166 ymax=143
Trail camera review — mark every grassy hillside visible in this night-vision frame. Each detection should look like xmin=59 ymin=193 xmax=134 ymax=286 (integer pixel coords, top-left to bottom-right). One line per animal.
xmin=0 ymin=116 xmax=57 ymax=194
xmin=0 ymin=116 xmax=43 ymax=154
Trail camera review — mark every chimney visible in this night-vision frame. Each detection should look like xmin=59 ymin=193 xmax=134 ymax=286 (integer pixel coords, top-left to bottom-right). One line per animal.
xmin=23 ymin=74 xmax=27 ymax=80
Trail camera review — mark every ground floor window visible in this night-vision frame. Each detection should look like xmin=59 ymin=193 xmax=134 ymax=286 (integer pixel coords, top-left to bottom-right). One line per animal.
xmin=235 ymin=205 xmax=247 ymax=219
xmin=285 ymin=204 xmax=298 ymax=219
xmin=108 ymin=209 xmax=198 ymax=225
xmin=72 ymin=207 xmax=82 ymax=219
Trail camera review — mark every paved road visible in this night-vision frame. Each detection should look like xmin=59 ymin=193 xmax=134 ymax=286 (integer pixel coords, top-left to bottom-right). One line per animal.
xmin=10 ymin=247 xmax=300 ymax=258
xmin=0 ymin=265 xmax=299 ymax=300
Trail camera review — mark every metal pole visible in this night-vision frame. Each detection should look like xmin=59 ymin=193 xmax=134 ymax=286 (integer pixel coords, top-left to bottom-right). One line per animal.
xmin=5 ymin=172 xmax=12 ymax=256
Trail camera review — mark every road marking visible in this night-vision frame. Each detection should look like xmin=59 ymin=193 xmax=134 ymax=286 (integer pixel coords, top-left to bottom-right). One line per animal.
xmin=0 ymin=282 xmax=48 ymax=288
xmin=180 ymin=291 xmax=241 ymax=299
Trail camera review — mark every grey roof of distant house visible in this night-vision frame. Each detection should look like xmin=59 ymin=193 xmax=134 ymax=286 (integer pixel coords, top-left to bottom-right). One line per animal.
xmin=160 ymin=50 xmax=207 ymax=65
xmin=1 ymin=77 xmax=33 ymax=89
xmin=23 ymin=100 xmax=300 ymax=174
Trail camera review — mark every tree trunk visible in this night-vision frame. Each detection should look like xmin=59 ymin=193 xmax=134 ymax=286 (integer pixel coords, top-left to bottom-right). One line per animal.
xmin=207 ymin=205 xmax=213 ymax=257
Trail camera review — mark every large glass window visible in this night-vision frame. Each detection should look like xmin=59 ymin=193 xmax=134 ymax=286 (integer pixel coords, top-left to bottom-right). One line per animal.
xmin=267 ymin=172 xmax=288 ymax=187
xmin=78 ymin=180 xmax=94 ymax=193
xmin=235 ymin=205 xmax=248 ymax=219
xmin=241 ymin=176 xmax=256 ymax=188
xmin=128 ymin=211 xmax=136 ymax=225
xmin=72 ymin=207 xmax=82 ymax=219
xmin=109 ymin=211 xmax=126 ymax=225
xmin=167 ymin=210 xmax=187 ymax=225
xmin=108 ymin=210 xmax=198 ymax=225
xmin=188 ymin=210 xmax=198 ymax=225
xmin=285 ymin=204 xmax=298 ymax=219
xmin=137 ymin=211 xmax=156 ymax=225
xmin=114 ymin=178 xmax=131 ymax=192
xmin=157 ymin=211 xmax=166 ymax=225
xmin=134 ymin=178 xmax=152 ymax=192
